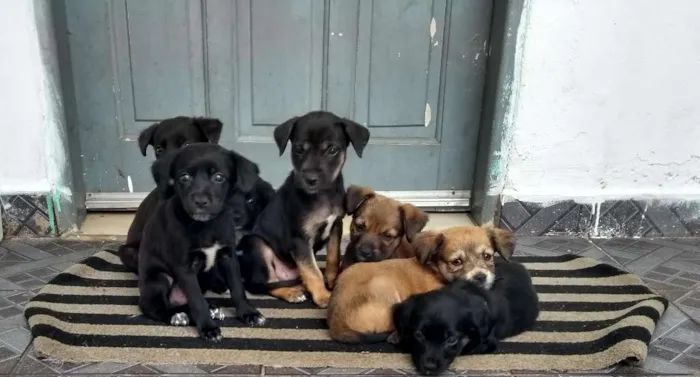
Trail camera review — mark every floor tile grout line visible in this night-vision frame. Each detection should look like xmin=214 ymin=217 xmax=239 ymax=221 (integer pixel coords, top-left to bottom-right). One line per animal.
xmin=7 ymin=338 xmax=33 ymax=376
xmin=586 ymin=236 xmax=700 ymax=329
xmin=585 ymin=237 xmax=631 ymax=272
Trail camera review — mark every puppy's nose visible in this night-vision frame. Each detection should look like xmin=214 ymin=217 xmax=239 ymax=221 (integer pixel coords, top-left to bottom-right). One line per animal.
xmin=304 ymin=175 xmax=319 ymax=186
xmin=473 ymin=272 xmax=487 ymax=283
xmin=422 ymin=358 xmax=438 ymax=370
xmin=231 ymin=212 xmax=243 ymax=224
xmin=356 ymin=247 xmax=375 ymax=261
xmin=193 ymin=196 xmax=210 ymax=209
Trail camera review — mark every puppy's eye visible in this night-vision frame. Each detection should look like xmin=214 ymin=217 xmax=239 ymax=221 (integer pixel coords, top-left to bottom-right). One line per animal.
xmin=482 ymin=252 xmax=492 ymax=261
xmin=326 ymin=146 xmax=340 ymax=156
xmin=246 ymin=197 xmax=256 ymax=205
xmin=179 ymin=173 xmax=192 ymax=184
xmin=450 ymin=259 xmax=463 ymax=267
xmin=155 ymin=147 xmax=164 ymax=155
xmin=181 ymin=142 xmax=191 ymax=148
xmin=293 ymin=145 xmax=305 ymax=156
xmin=445 ymin=336 xmax=458 ymax=346
xmin=212 ymin=173 xmax=226 ymax=183
xmin=382 ymin=232 xmax=394 ymax=240
xmin=414 ymin=330 xmax=424 ymax=341
xmin=355 ymin=222 xmax=366 ymax=232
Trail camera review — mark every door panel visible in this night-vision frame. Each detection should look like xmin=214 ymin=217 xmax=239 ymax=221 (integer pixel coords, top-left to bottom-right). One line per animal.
xmin=62 ymin=0 xmax=492 ymax=201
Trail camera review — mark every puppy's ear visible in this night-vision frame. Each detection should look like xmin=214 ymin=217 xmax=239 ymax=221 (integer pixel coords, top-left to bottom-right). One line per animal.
xmin=273 ymin=116 xmax=298 ymax=156
xmin=256 ymin=179 xmax=276 ymax=207
xmin=340 ymin=118 xmax=370 ymax=158
xmin=484 ymin=223 xmax=515 ymax=261
xmin=138 ymin=122 xmax=159 ymax=157
xmin=391 ymin=301 xmax=412 ymax=335
xmin=462 ymin=301 xmax=493 ymax=344
xmin=194 ymin=117 xmax=223 ymax=144
xmin=150 ymin=152 xmax=176 ymax=198
xmin=345 ymin=185 xmax=375 ymax=215
xmin=400 ymin=204 xmax=429 ymax=242
xmin=230 ymin=151 xmax=260 ymax=192
xmin=413 ymin=231 xmax=445 ymax=264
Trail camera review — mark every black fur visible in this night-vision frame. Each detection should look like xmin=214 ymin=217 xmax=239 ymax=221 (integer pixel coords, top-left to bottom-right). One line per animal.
xmin=137 ymin=143 xmax=265 ymax=342
xmin=392 ymin=260 xmax=539 ymax=375
xmin=199 ymin=178 xmax=275 ymax=294
xmin=118 ymin=117 xmax=223 ymax=273
xmin=239 ymin=111 xmax=370 ymax=301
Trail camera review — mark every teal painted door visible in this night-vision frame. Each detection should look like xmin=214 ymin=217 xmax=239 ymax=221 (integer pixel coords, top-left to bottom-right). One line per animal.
xmin=61 ymin=0 xmax=492 ymax=203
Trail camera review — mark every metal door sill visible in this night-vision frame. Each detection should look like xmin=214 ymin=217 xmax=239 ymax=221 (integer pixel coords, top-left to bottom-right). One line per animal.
xmin=85 ymin=190 xmax=471 ymax=211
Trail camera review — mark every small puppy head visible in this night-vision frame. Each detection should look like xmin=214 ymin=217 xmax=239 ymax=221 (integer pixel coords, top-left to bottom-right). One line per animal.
xmin=151 ymin=143 xmax=259 ymax=222
xmin=229 ymin=178 xmax=275 ymax=231
xmin=344 ymin=185 xmax=428 ymax=263
xmin=138 ymin=116 xmax=223 ymax=158
xmin=393 ymin=282 xmax=491 ymax=375
xmin=273 ymin=111 xmax=370 ymax=194
xmin=413 ymin=224 xmax=515 ymax=289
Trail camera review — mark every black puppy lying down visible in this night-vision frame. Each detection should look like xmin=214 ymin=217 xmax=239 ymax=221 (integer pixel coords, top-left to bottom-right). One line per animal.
xmin=138 ymin=143 xmax=265 ymax=342
xmin=392 ymin=259 xmax=539 ymax=375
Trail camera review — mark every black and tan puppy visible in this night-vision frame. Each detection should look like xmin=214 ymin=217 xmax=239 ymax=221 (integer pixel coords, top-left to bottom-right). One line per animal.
xmin=119 ymin=116 xmax=223 ymax=273
xmin=327 ymin=224 xmax=514 ymax=343
xmin=341 ymin=185 xmax=428 ymax=270
xmin=392 ymin=260 xmax=539 ymax=375
xmin=239 ymin=111 xmax=370 ymax=308
xmin=138 ymin=143 xmax=265 ymax=342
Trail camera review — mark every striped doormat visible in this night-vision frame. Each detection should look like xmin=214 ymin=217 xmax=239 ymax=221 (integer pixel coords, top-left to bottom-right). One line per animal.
xmin=25 ymin=250 xmax=668 ymax=372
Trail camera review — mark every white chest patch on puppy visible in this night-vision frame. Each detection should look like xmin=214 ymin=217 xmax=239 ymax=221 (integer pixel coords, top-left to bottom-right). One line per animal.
xmin=320 ymin=215 xmax=337 ymax=240
xmin=200 ymin=243 xmax=224 ymax=272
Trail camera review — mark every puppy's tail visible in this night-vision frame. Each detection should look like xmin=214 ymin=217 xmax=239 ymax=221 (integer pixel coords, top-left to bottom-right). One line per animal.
xmin=116 ymin=245 xmax=139 ymax=273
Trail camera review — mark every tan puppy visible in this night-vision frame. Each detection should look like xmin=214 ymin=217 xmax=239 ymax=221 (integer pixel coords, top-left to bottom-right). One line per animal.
xmin=327 ymin=224 xmax=515 ymax=343
xmin=341 ymin=186 xmax=429 ymax=270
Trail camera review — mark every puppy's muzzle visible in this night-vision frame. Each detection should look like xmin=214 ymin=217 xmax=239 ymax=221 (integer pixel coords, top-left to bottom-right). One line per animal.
xmin=302 ymin=171 xmax=320 ymax=188
xmin=355 ymin=246 xmax=378 ymax=262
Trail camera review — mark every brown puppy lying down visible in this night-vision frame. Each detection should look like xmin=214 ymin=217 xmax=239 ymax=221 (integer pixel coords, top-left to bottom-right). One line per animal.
xmin=327 ymin=224 xmax=515 ymax=343
xmin=341 ymin=186 xmax=429 ymax=270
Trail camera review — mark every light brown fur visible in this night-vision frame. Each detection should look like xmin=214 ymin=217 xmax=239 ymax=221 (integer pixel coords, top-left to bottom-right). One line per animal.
xmin=327 ymin=223 xmax=515 ymax=343
xmin=340 ymin=186 xmax=428 ymax=270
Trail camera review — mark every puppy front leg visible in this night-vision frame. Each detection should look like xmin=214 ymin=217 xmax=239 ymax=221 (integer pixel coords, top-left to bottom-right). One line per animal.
xmin=292 ymin=238 xmax=331 ymax=308
xmin=324 ymin=220 xmax=343 ymax=289
xmin=173 ymin=267 xmax=222 ymax=342
xmin=217 ymin=248 xmax=266 ymax=326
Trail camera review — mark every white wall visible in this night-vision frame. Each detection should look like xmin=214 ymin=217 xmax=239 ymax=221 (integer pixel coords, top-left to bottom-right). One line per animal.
xmin=502 ymin=0 xmax=700 ymax=203
xmin=0 ymin=1 xmax=67 ymax=195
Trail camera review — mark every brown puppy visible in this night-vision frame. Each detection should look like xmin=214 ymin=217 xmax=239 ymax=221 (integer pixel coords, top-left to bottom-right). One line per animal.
xmin=326 ymin=224 xmax=514 ymax=343
xmin=341 ymin=185 xmax=429 ymax=270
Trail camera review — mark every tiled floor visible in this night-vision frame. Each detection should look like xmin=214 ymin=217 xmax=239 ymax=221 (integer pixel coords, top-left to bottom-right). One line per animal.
xmin=0 ymin=236 xmax=700 ymax=376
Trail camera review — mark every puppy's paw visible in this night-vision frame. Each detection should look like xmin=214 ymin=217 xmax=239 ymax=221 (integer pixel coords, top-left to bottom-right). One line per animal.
xmin=209 ymin=307 xmax=225 ymax=321
xmin=312 ymin=289 xmax=331 ymax=309
xmin=199 ymin=325 xmax=223 ymax=343
xmin=239 ymin=311 xmax=267 ymax=327
xmin=170 ymin=312 xmax=190 ymax=326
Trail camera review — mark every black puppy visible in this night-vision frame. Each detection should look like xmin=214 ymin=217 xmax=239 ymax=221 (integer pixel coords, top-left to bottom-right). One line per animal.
xmin=239 ymin=111 xmax=370 ymax=308
xmin=138 ymin=143 xmax=265 ymax=342
xmin=198 ymin=177 xmax=275 ymax=295
xmin=392 ymin=260 xmax=539 ymax=375
xmin=119 ymin=116 xmax=223 ymax=273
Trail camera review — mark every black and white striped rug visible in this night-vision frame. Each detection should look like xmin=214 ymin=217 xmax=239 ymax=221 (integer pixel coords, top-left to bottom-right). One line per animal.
xmin=25 ymin=250 xmax=667 ymax=372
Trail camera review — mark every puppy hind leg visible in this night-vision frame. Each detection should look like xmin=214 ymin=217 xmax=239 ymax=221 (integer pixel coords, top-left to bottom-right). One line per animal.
xmin=139 ymin=272 xmax=180 ymax=325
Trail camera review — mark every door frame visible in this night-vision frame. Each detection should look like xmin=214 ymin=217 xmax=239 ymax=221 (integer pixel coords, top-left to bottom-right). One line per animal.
xmin=47 ymin=0 xmax=524 ymax=231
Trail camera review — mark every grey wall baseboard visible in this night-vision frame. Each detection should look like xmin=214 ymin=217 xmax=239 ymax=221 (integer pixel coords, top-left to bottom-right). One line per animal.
xmin=499 ymin=198 xmax=700 ymax=238
xmin=1 ymin=194 xmax=57 ymax=238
